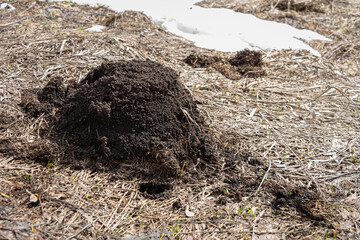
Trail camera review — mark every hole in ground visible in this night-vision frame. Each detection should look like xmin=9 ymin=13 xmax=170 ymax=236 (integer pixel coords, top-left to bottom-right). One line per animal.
xmin=139 ymin=182 xmax=172 ymax=195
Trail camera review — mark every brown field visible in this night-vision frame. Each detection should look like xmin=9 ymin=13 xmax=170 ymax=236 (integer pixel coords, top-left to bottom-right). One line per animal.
xmin=1 ymin=0 xmax=359 ymax=239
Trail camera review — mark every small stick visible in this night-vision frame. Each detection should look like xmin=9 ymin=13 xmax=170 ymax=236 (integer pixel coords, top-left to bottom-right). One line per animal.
xmin=180 ymin=107 xmax=200 ymax=130
xmin=59 ymin=39 xmax=68 ymax=56
xmin=66 ymin=216 xmax=106 ymax=240
xmin=0 ymin=14 xmax=41 ymax=27
xmin=254 ymin=158 xmax=271 ymax=196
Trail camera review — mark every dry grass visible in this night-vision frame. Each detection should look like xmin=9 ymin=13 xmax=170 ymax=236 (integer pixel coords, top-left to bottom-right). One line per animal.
xmin=0 ymin=0 xmax=359 ymax=239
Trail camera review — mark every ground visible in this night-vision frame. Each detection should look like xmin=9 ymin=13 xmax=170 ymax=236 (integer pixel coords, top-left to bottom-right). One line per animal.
xmin=0 ymin=0 xmax=359 ymax=239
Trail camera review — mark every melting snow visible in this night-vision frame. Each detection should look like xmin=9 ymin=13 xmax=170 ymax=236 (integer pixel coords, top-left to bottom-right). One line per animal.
xmin=86 ymin=24 xmax=106 ymax=32
xmin=51 ymin=0 xmax=331 ymax=56
xmin=0 ymin=3 xmax=15 ymax=11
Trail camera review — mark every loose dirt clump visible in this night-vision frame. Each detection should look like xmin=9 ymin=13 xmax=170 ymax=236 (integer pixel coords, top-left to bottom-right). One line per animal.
xmin=20 ymin=77 xmax=66 ymax=118
xmin=272 ymin=186 xmax=334 ymax=226
xmin=184 ymin=53 xmax=222 ymax=68
xmin=228 ymin=50 xmax=263 ymax=68
xmin=22 ymin=60 xmax=217 ymax=178
xmin=185 ymin=49 xmax=265 ymax=80
xmin=274 ymin=0 xmax=331 ymax=13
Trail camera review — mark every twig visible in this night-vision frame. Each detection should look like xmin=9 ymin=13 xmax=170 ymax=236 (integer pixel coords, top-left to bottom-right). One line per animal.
xmin=254 ymin=158 xmax=272 ymax=196
xmin=322 ymin=172 xmax=360 ymax=183
xmin=180 ymin=107 xmax=200 ymax=130
xmin=59 ymin=39 xmax=68 ymax=56
xmin=13 ymin=222 xmax=46 ymax=230
xmin=19 ymin=1 xmax=36 ymax=15
xmin=103 ymin=196 xmax=125 ymax=230
xmin=0 ymin=14 xmax=41 ymax=27
xmin=66 ymin=216 xmax=106 ymax=240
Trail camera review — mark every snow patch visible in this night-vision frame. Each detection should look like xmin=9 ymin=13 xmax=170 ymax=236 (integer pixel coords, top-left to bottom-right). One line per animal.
xmin=0 ymin=3 xmax=15 ymax=11
xmin=50 ymin=0 xmax=331 ymax=56
xmin=86 ymin=24 xmax=106 ymax=32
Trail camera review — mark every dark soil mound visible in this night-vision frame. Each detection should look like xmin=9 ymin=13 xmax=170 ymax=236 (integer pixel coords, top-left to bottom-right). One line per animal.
xmin=22 ymin=60 xmax=216 ymax=177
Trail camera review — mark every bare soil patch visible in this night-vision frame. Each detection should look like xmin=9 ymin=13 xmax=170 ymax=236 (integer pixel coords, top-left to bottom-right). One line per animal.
xmin=185 ymin=49 xmax=265 ymax=80
xmin=268 ymin=0 xmax=331 ymax=13
xmin=0 ymin=0 xmax=359 ymax=239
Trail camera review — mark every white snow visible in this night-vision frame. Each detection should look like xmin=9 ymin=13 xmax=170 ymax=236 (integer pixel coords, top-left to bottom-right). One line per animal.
xmin=0 ymin=3 xmax=15 ymax=11
xmin=86 ymin=24 xmax=106 ymax=32
xmin=50 ymin=0 xmax=331 ymax=56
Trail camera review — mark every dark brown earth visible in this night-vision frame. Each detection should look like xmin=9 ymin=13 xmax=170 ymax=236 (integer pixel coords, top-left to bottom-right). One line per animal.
xmin=184 ymin=54 xmax=222 ymax=68
xmin=272 ymin=186 xmax=332 ymax=226
xmin=274 ymin=0 xmax=331 ymax=12
xmin=185 ymin=49 xmax=265 ymax=80
xmin=21 ymin=60 xmax=217 ymax=178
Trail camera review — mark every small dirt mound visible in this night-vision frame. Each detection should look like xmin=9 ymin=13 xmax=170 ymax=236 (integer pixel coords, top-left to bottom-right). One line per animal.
xmin=22 ymin=60 xmax=217 ymax=177
xmin=228 ymin=50 xmax=263 ymax=68
xmin=184 ymin=54 xmax=222 ymax=68
xmin=20 ymin=77 xmax=66 ymax=118
xmin=185 ymin=49 xmax=265 ymax=80
xmin=272 ymin=186 xmax=334 ymax=226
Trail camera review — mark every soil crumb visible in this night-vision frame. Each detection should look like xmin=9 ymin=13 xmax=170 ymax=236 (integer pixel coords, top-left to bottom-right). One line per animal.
xmin=21 ymin=60 xmax=217 ymax=177
xmin=185 ymin=49 xmax=265 ymax=80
